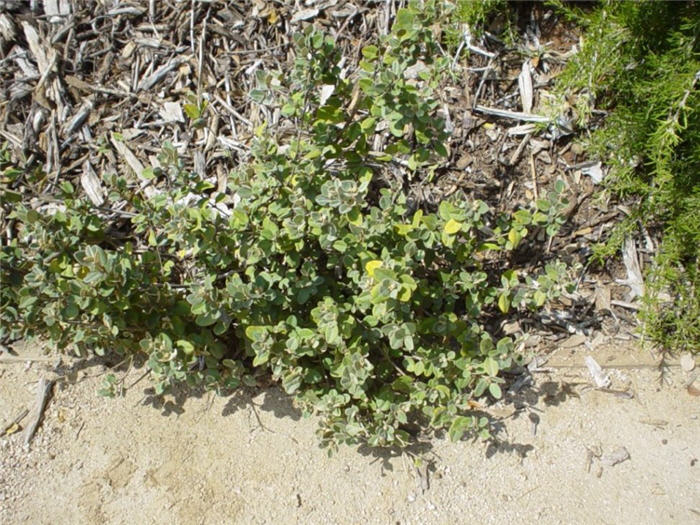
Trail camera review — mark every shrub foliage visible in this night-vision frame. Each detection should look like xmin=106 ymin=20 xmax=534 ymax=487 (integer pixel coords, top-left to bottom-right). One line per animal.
xmin=0 ymin=5 xmax=571 ymax=449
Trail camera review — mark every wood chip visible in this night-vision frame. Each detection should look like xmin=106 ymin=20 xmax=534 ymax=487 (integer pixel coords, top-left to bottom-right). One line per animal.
xmin=688 ymin=382 xmax=700 ymax=397
xmin=160 ymin=101 xmax=185 ymax=123
xmin=80 ymin=160 xmax=105 ymax=206
xmin=581 ymin=161 xmax=604 ymax=184
xmin=110 ymin=135 xmax=145 ymax=177
xmin=585 ymin=355 xmax=611 ymax=388
xmin=474 ymin=105 xmax=549 ymax=123
xmin=518 ymin=61 xmax=533 ymax=113
xmin=137 ymin=57 xmax=186 ymax=92
xmin=22 ymin=22 xmax=55 ymax=75
xmin=561 ymin=333 xmax=587 ymax=349
xmin=291 ymin=8 xmax=319 ymax=23
xmin=0 ymin=13 xmax=17 ymax=45
xmin=617 ymin=238 xmax=644 ymax=300
xmin=43 ymin=0 xmax=71 ymax=22
xmin=594 ymin=284 xmax=611 ymax=312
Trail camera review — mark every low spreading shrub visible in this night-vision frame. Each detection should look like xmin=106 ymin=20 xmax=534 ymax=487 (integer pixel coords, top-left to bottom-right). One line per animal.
xmin=0 ymin=4 xmax=572 ymax=449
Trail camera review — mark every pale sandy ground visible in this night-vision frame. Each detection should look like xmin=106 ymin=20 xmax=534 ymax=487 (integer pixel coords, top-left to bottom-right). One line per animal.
xmin=1 ymin=339 xmax=698 ymax=525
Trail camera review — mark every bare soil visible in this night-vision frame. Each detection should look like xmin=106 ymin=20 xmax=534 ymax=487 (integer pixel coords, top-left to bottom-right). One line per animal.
xmin=1 ymin=339 xmax=698 ymax=525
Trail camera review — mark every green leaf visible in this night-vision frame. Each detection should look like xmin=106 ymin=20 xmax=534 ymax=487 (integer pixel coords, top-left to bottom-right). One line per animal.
xmin=249 ymin=89 xmax=267 ymax=103
xmin=245 ymin=325 xmax=267 ymax=342
xmin=508 ymin=228 xmax=521 ymax=248
xmin=1 ymin=189 xmax=22 ymax=202
xmin=63 ymin=303 xmax=79 ymax=318
xmin=360 ymin=117 xmax=377 ymax=133
xmin=252 ymin=349 xmax=269 ymax=367
xmin=282 ymin=370 xmax=303 ymax=393
xmin=393 ymin=8 xmax=416 ymax=32
xmin=177 ymin=340 xmax=195 ymax=354
xmin=83 ymin=271 xmax=104 ymax=285
xmin=448 ymin=416 xmax=472 ymax=442
xmin=473 ymin=378 xmax=489 ymax=397
xmin=483 ymin=357 xmax=499 ymax=377
xmin=148 ymin=229 xmax=157 ymax=247
xmin=304 ymin=147 xmax=322 ymax=160
xmin=19 ymin=295 xmax=38 ymax=309
xmin=261 ymin=217 xmax=278 ymax=240
xmin=496 ymin=337 xmax=513 ymax=354
xmin=434 ymin=141 xmax=448 ymax=157
xmin=361 ymin=45 xmax=378 ymax=61
xmin=488 ymin=383 xmax=502 ymax=399
xmin=513 ymin=209 xmax=532 ymax=225
xmin=316 ymin=105 xmax=344 ymax=124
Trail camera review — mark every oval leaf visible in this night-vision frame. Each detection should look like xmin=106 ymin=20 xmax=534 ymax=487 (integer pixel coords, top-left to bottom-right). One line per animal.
xmin=444 ymin=218 xmax=462 ymax=234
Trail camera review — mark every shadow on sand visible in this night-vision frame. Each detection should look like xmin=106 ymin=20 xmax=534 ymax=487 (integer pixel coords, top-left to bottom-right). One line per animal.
xmin=25 ymin=345 xmax=583 ymax=471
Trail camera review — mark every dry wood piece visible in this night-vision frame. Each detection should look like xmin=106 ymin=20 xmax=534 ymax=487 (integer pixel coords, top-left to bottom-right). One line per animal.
xmin=585 ymin=355 xmax=611 ymax=389
xmin=518 ymin=60 xmax=533 ymax=113
xmin=617 ymin=238 xmax=645 ymax=300
xmin=473 ymin=105 xmax=549 ymax=123
xmin=137 ymin=57 xmax=187 ymax=92
xmin=80 ymin=160 xmax=105 ymax=206
xmin=23 ymin=378 xmax=55 ymax=446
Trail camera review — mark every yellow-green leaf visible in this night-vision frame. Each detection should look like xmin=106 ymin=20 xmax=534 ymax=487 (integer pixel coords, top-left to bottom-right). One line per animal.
xmin=498 ymin=293 xmax=510 ymax=313
xmin=365 ymin=260 xmax=383 ymax=277
xmin=412 ymin=209 xmax=423 ymax=228
xmin=395 ymin=223 xmax=413 ymax=235
xmin=534 ymin=290 xmax=547 ymax=307
xmin=444 ymin=219 xmax=462 ymax=234
xmin=508 ymin=228 xmax=521 ymax=247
